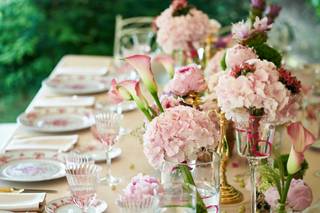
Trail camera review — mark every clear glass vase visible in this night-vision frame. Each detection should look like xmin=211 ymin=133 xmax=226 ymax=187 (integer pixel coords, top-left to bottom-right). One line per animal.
xmin=161 ymin=151 xmax=220 ymax=213
xmin=235 ymin=115 xmax=275 ymax=213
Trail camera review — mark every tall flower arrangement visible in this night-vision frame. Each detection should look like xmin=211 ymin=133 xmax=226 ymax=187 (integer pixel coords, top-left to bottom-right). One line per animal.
xmin=155 ymin=0 xmax=220 ymax=62
xmin=111 ymin=54 xmax=219 ymax=212
xmin=215 ymin=0 xmax=301 ymax=125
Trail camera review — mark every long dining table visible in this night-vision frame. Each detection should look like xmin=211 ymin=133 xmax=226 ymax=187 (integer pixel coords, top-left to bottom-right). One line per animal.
xmin=1 ymin=55 xmax=319 ymax=212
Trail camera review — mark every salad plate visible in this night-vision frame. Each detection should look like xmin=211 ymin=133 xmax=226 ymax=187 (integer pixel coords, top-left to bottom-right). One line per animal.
xmin=0 ymin=151 xmax=65 ymax=182
xmin=45 ymin=197 xmax=107 ymax=213
xmin=17 ymin=108 xmax=93 ymax=133
xmin=44 ymin=75 xmax=111 ymax=95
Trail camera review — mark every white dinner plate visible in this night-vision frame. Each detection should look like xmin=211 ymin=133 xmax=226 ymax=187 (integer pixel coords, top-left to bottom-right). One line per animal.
xmin=75 ymin=145 xmax=122 ymax=163
xmin=17 ymin=108 xmax=93 ymax=133
xmin=45 ymin=197 xmax=107 ymax=213
xmin=44 ymin=74 xmax=111 ymax=95
xmin=0 ymin=151 xmax=65 ymax=182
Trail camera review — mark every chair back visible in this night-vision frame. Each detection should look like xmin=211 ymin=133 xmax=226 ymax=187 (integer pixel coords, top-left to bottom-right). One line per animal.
xmin=114 ymin=15 xmax=154 ymax=58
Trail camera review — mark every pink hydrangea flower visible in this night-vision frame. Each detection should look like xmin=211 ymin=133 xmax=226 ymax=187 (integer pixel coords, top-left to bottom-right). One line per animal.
xmin=119 ymin=173 xmax=162 ymax=201
xmin=165 ymin=64 xmax=207 ymax=96
xmin=156 ymin=6 xmax=215 ymax=53
xmin=215 ymin=58 xmax=296 ymax=124
xmin=225 ymin=44 xmax=258 ymax=69
xmin=264 ymin=179 xmax=313 ymax=211
xmin=143 ymin=105 xmax=218 ymax=169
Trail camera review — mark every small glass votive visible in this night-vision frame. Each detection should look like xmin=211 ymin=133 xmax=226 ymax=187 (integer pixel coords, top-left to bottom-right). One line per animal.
xmin=116 ymin=196 xmax=159 ymax=213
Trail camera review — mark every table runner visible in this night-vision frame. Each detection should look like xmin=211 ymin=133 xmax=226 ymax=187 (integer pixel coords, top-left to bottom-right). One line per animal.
xmin=1 ymin=55 xmax=319 ymax=212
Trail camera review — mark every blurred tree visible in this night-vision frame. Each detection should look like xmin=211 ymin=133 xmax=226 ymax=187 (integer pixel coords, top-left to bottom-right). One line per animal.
xmin=0 ymin=0 xmax=250 ymax=121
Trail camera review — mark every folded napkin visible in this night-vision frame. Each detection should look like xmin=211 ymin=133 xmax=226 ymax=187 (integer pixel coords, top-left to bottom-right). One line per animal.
xmin=5 ymin=135 xmax=78 ymax=152
xmin=33 ymin=96 xmax=95 ymax=107
xmin=55 ymin=66 xmax=108 ymax=76
xmin=0 ymin=193 xmax=46 ymax=212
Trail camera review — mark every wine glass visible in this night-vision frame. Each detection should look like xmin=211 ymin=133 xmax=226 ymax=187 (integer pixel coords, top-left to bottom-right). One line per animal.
xmin=235 ymin=115 xmax=275 ymax=213
xmin=94 ymin=110 xmax=122 ymax=186
xmin=65 ymin=163 xmax=101 ymax=212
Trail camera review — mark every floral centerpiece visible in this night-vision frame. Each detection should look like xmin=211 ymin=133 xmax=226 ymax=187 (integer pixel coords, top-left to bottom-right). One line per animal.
xmin=111 ymin=54 xmax=219 ymax=212
xmin=155 ymin=0 xmax=220 ymax=63
xmin=215 ymin=0 xmax=301 ymax=125
xmin=212 ymin=0 xmax=305 ymax=212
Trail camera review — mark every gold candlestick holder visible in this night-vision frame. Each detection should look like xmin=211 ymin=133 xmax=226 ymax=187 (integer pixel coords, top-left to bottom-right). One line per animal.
xmin=183 ymin=91 xmax=202 ymax=109
xmin=215 ymin=110 xmax=243 ymax=204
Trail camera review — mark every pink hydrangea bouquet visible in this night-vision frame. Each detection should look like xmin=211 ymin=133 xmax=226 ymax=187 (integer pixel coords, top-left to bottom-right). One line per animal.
xmin=155 ymin=0 xmax=219 ymax=57
xmin=214 ymin=0 xmax=302 ymax=125
xmin=259 ymin=122 xmax=315 ymax=213
xmin=143 ymin=105 xmax=217 ymax=169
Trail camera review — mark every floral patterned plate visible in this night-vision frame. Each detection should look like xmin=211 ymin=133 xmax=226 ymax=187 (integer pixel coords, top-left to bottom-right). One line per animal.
xmin=0 ymin=151 xmax=65 ymax=182
xmin=17 ymin=108 xmax=93 ymax=133
xmin=45 ymin=197 xmax=107 ymax=213
xmin=44 ymin=74 xmax=112 ymax=95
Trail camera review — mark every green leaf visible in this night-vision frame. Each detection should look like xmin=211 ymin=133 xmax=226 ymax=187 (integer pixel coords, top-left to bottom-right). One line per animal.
xmin=220 ymin=51 xmax=227 ymax=70
xmin=249 ymin=43 xmax=282 ymax=68
xmin=178 ymin=165 xmax=208 ymax=213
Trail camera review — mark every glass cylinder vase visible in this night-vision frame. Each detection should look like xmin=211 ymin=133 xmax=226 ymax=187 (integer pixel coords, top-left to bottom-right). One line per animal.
xmin=161 ymin=151 xmax=220 ymax=213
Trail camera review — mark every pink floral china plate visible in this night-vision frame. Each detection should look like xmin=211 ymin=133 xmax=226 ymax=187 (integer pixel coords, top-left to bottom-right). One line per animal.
xmin=45 ymin=197 xmax=107 ymax=213
xmin=44 ymin=74 xmax=112 ymax=95
xmin=17 ymin=108 xmax=93 ymax=133
xmin=0 ymin=151 xmax=65 ymax=182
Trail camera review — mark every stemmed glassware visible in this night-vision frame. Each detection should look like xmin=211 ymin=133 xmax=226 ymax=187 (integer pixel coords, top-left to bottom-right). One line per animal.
xmin=235 ymin=115 xmax=275 ymax=213
xmin=65 ymin=163 xmax=101 ymax=212
xmin=94 ymin=110 xmax=122 ymax=186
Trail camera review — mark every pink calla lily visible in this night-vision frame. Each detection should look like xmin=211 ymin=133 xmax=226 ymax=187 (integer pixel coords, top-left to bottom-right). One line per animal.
xmin=124 ymin=55 xmax=158 ymax=94
xmin=287 ymin=122 xmax=316 ymax=174
xmin=154 ymin=55 xmax=175 ymax=79
xmin=118 ymin=80 xmax=153 ymax=121
xmin=107 ymin=79 xmax=126 ymax=104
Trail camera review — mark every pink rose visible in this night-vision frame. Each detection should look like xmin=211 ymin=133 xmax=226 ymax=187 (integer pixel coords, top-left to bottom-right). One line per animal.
xmin=265 ymin=179 xmax=313 ymax=211
xmin=225 ymin=44 xmax=258 ymax=69
xmin=287 ymin=179 xmax=313 ymax=211
xmin=165 ymin=64 xmax=207 ymax=96
xmin=119 ymin=173 xmax=161 ymax=201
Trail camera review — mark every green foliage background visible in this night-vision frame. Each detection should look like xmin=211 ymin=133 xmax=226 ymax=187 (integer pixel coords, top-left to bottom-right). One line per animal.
xmin=0 ymin=0 xmax=250 ymax=122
